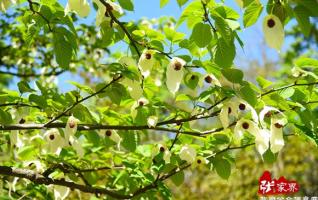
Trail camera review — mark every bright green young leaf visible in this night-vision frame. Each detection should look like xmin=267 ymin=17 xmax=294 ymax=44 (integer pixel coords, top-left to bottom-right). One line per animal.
xmin=221 ymin=68 xmax=244 ymax=83
xmin=190 ymin=23 xmax=212 ymax=48
xmin=294 ymin=6 xmax=311 ymax=37
xmin=243 ymin=1 xmax=263 ymax=27
xmin=118 ymin=0 xmax=134 ymax=11
xmin=215 ymin=38 xmax=236 ymax=68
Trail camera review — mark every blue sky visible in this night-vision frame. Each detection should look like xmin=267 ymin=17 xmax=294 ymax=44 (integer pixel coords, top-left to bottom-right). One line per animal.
xmin=8 ymin=0 xmax=294 ymax=91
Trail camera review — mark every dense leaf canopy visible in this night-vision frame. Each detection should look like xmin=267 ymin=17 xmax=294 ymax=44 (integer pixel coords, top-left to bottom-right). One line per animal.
xmin=0 ymin=0 xmax=317 ymax=199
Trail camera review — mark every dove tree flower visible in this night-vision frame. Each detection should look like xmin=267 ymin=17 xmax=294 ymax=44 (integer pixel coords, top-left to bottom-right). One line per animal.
xmin=138 ymin=49 xmax=156 ymax=78
xmin=131 ymin=97 xmax=149 ymax=118
xmin=259 ymin=106 xmax=287 ymax=153
xmin=64 ymin=115 xmax=79 ymax=141
xmin=105 ymin=130 xmax=122 ymax=149
xmin=93 ymin=0 xmax=123 ymax=26
xmin=44 ymin=129 xmax=66 ymax=155
xmin=179 ymin=145 xmax=196 ymax=163
xmin=220 ymin=98 xmax=258 ymax=129
xmin=166 ymin=57 xmax=186 ymax=95
xmin=204 ymin=74 xmax=221 ymax=87
xmin=152 ymin=144 xmax=171 ymax=163
xmin=65 ymin=0 xmax=90 ymax=18
xmin=263 ymin=14 xmax=284 ymax=51
xmin=53 ymin=185 xmax=70 ymax=200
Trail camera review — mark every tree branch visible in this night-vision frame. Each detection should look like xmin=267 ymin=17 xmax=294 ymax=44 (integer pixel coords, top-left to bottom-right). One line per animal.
xmin=0 ymin=69 xmax=65 ymax=78
xmin=27 ymin=0 xmax=53 ymax=32
xmin=44 ymin=75 xmax=122 ymax=127
xmin=260 ymin=81 xmax=318 ymax=97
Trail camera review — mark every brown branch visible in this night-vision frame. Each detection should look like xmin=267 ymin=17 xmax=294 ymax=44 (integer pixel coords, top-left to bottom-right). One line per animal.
xmin=44 ymin=75 xmax=122 ymax=127
xmin=201 ymin=1 xmax=216 ymax=32
xmin=260 ymin=81 xmax=318 ymax=97
xmin=0 ymin=69 xmax=65 ymax=78
xmin=0 ymin=102 xmax=40 ymax=109
xmin=0 ymin=166 xmax=131 ymax=199
xmin=27 ymin=0 xmax=53 ymax=32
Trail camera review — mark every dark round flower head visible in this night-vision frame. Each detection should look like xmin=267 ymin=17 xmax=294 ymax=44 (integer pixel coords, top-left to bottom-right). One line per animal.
xmin=69 ymin=121 xmax=76 ymax=128
xmin=239 ymin=103 xmax=246 ymax=111
xmin=274 ymin=123 xmax=283 ymax=128
xmin=242 ymin=122 xmax=249 ymax=129
xmin=19 ymin=118 xmax=26 ymax=124
xmin=267 ymin=18 xmax=275 ymax=28
xmin=204 ymin=75 xmax=213 ymax=83
xmin=139 ymin=100 xmax=144 ymax=106
xmin=174 ymin=62 xmax=182 ymax=71
xmin=145 ymin=53 xmax=152 ymax=60
xmin=265 ymin=111 xmax=272 ymax=118
xmin=197 ymin=159 xmax=202 ymax=164
xmin=159 ymin=146 xmax=165 ymax=152
xmin=190 ymin=75 xmax=196 ymax=80
xmin=49 ymin=134 xmax=55 ymax=140
xmin=106 ymin=130 xmax=112 ymax=136
xmin=228 ymin=107 xmax=232 ymax=114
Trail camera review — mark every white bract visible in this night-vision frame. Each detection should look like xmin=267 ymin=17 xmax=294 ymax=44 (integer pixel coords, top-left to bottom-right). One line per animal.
xmin=152 ymin=144 xmax=171 ymax=163
xmin=105 ymin=130 xmax=122 ymax=149
xmin=53 ymin=185 xmax=70 ymax=200
xmin=220 ymin=98 xmax=258 ymax=129
xmin=259 ymin=106 xmax=287 ymax=153
xmin=179 ymin=145 xmax=196 ymax=163
xmin=9 ymin=131 xmax=24 ymax=148
xmin=65 ymin=115 xmax=79 ymax=142
xmin=147 ymin=116 xmax=158 ymax=128
xmin=204 ymin=74 xmax=221 ymax=87
xmin=65 ymin=0 xmax=90 ymax=18
xmin=131 ymin=97 xmax=149 ymax=118
xmin=122 ymin=78 xmax=143 ymax=100
xmin=138 ymin=49 xmax=156 ymax=78
xmin=166 ymin=57 xmax=186 ymax=95
xmin=93 ymin=0 xmax=123 ymax=26
xmin=44 ymin=129 xmax=66 ymax=155
xmin=263 ymin=14 xmax=284 ymax=51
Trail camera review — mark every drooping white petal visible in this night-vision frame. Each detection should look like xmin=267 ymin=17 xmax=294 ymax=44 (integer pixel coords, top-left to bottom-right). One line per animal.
xmin=263 ymin=14 xmax=284 ymax=51
xmin=54 ymin=185 xmax=70 ymax=200
xmin=65 ymin=116 xmax=79 ymax=141
xmin=10 ymin=131 xmax=24 ymax=148
xmin=44 ymin=129 xmax=66 ymax=155
xmin=24 ymin=160 xmax=45 ymax=173
xmin=106 ymin=130 xmax=122 ymax=149
xmin=179 ymin=145 xmax=196 ymax=163
xmin=166 ymin=57 xmax=186 ymax=95
xmin=119 ymin=56 xmax=137 ymax=67
xmin=65 ymin=0 xmax=90 ymax=18
xmin=270 ymin=118 xmax=285 ymax=153
xmin=71 ymin=138 xmax=84 ymax=158
xmin=163 ymin=150 xmax=171 ymax=163
xmin=147 ymin=116 xmax=158 ymax=128
xmin=237 ymin=99 xmax=258 ymax=122
xmin=138 ymin=50 xmax=156 ymax=78
xmin=255 ymin=129 xmax=270 ymax=155
xmin=259 ymin=106 xmax=284 ymax=128
xmin=131 ymin=97 xmax=149 ymax=118
xmin=204 ymin=74 xmax=221 ymax=87
xmin=220 ymin=106 xmax=230 ymax=129
xmin=234 ymin=119 xmax=260 ymax=141
xmin=219 ymin=99 xmax=239 ymax=129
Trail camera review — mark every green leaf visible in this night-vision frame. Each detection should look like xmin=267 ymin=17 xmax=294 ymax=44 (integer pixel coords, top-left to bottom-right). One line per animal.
xmin=211 ymin=14 xmax=233 ymax=44
xmin=160 ymin=0 xmax=169 ymax=8
xmin=118 ymin=0 xmax=134 ymax=11
xmin=17 ymin=145 xmax=37 ymax=160
xmin=243 ymin=1 xmax=263 ymax=27
xmin=213 ymin=158 xmax=231 ymax=179
xmin=240 ymin=83 xmax=257 ymax=106
xmin=263 ymin=149 xmax=277 ymax=164
xmin=53 ymin=28 xmax=74 ymax=69
xmin=221 ymin=68 xmax=243 ymax=84
xmin=122 ymin=131 xmax=138 ymax=152
xmin=190 ymin=23 xmax=212 ymax=48
xmin=294 ymin=6 xmax=311 ymax=37
xmin=215 ymin=38 xmax=235 ymax=68
xmin=105 ymin=83 xmax=127 ymax=105
xmin=170 ymin=170 xmax=184 ymax=186
xmin=67 ymin=81 xmax=94 ymax=94
xmin=279 ymin=87 xmax=295 ymax=99
xmin=29 ymin=94 xmax=47 ymax=108
xmin=177 ymin=0 xmax=188 ymax=7
xmin=294 ymin=57 xmax=318 ymax=68
xmin=0 ymin=109 xmax=13 ymax=124
xmin=256 ymin=76 xmax=272 ymax=89
xmin=18 ymin=81 xmax=34 ymax=93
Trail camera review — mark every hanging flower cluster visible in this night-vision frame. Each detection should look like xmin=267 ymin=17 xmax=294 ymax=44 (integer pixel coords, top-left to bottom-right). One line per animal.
xmin=65 ymin=0 xmax=90 ymax=18
xmin=220 ymin=99 xmax=287 ymax=156
xmin=138 ymin=49 xmax=157 ymax=78
xmin=93 ymin=0 xmax=123 ymax=26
